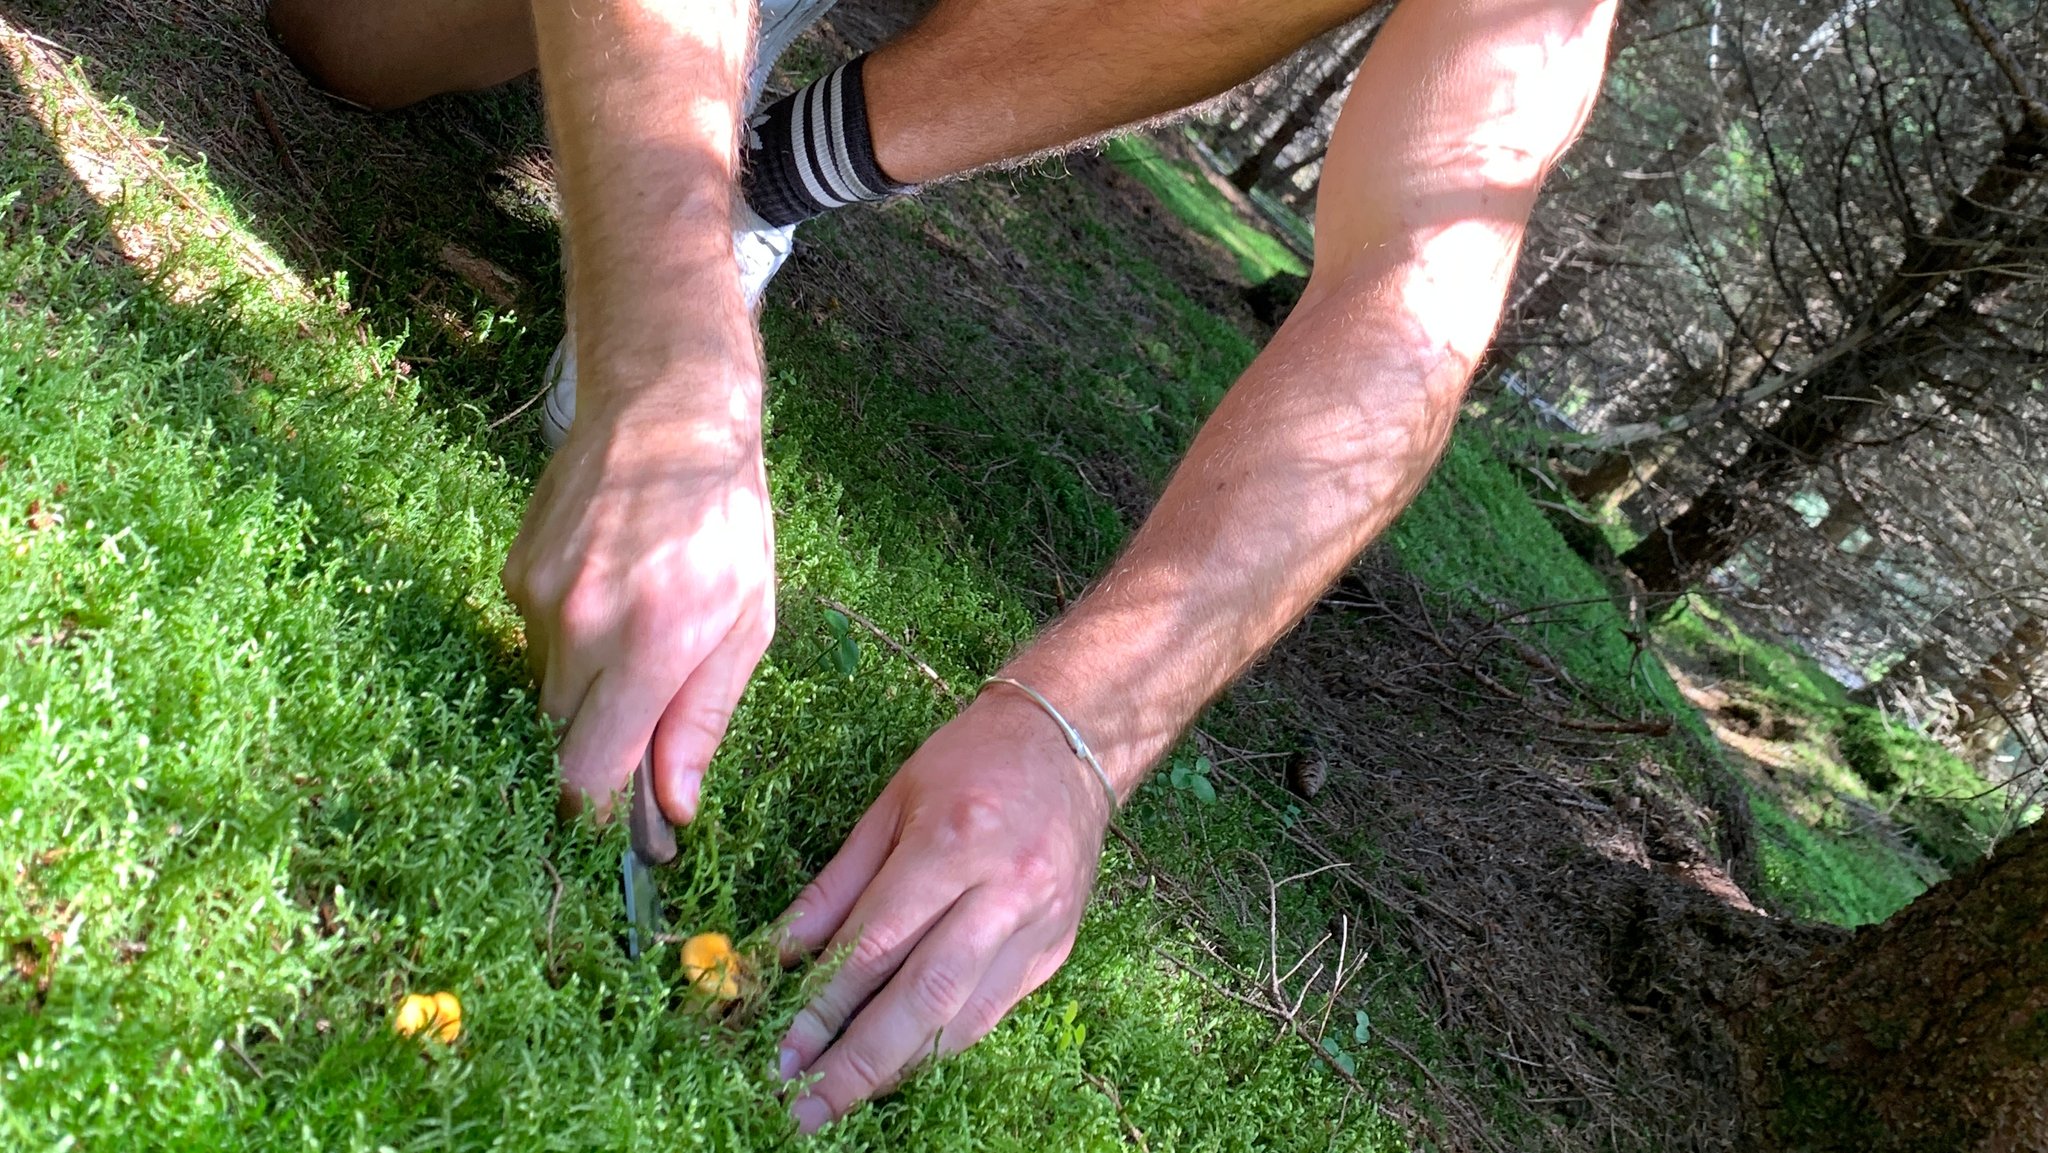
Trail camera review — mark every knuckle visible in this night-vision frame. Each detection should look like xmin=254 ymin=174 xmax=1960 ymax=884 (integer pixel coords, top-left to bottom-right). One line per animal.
xmin=932 ymin=792 xmax=1007 ymax=846
xmin=673 ymin=703 xmax=734 ymax=749
xmin=787 ymin=1004 xmax=835 ymax=1050
xmin=953 ymin=994 xmax=1007 ymax=1045
xmin=555 ymin=577 xmax=614 ymax=642
xmin=833 ymin=1045 xmax=887 ymax=1097
xmin=1008 ymin=847 xmax=1061 ymax=897
xmin=845 ymin=932 xmax=898 ymax=979
xmin=905 ymin=963 xmax=967 ymax=1021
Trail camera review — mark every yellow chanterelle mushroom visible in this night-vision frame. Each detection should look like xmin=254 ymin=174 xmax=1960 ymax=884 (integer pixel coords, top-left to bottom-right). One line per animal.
xmin=393 ymin=991 xmax=463 ymax=1043
xmin=679 ymin=933 xmax=743 ymax=1001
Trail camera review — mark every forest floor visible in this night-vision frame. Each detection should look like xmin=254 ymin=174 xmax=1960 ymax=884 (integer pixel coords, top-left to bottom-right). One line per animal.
xmin=0 ymin=3 xmax=2018 ymax=1152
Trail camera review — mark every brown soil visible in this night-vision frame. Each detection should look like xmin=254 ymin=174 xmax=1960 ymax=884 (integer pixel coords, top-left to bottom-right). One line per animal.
xmin=1241 ymin=566 xmax=1842 ymax=1150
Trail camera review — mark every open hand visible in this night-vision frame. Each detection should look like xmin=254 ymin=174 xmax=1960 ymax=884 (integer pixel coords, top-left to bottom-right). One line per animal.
xmin=775 ymin=690 xmax=1116 ymax=1133
xmin=502 ymin=380 xmax=774 ymax=826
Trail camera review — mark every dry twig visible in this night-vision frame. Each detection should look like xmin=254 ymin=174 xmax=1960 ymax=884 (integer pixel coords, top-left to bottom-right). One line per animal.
xmin=814 ymin=594 xmax=964 ymax=709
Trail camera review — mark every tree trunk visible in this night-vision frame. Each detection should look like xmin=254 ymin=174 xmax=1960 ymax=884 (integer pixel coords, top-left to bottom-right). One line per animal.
xmin=1228 ymin=35 xmax=1370 ymax=193
xmin=1621 ymin=116 xmax=2048 ymax=594
xmin=1730 ymin=818 xmax=2048 ymax=1151
xmin=1564 ymin=449 xmax=1639 ymax=505
xmin=1265 ymin=143 xmax=1328 ymax=198
xmin=1954 ymin=614 xmax=2047 ymax=753
xmin=1619 ymin=346 xmax=1893 ymax=594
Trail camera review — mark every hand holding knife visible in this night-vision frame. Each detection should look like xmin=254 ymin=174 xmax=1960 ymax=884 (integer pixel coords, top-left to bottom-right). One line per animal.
xmin=622 ymin=744 xmax=677 ymax=959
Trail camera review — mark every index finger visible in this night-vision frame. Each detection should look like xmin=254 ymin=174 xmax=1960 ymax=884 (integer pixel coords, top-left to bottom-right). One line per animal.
xmin=779 ymin=794 xmax=902 ymax=963
xmin=554 ymin=666 xmax=677 ymax=820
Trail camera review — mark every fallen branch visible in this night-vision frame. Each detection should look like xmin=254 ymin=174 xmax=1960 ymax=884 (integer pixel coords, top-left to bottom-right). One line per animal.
xmin=1078 ymin=1070 xmax=1152 ymax=1152
xmin=249 ymin=87 xmax=304 ymax=188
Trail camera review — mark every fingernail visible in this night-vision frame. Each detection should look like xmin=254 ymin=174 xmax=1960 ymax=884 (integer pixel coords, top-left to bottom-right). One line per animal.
xmin=778 ymin=1048 xmax=800 ymax=1081
xmin=791 ymin=1096 xmax=831 ymax=1134
xmin=673 ymin=772 xmax=702 ymax=825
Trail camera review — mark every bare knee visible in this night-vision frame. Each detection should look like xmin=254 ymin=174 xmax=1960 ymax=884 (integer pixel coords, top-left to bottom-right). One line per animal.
xmin=267 ymin=0 xmax=536 ymax=111
xmin=267 ymin=0 xmax=410 ymax=111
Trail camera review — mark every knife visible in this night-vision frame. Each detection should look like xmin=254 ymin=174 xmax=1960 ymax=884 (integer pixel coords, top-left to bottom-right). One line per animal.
xmin=622 ymin=745 xmax=677 ymax=959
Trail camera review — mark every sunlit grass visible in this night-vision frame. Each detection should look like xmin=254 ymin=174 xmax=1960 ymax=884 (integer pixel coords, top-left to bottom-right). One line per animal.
xmin=1104 ymin=134 xmax=1309 ymax=284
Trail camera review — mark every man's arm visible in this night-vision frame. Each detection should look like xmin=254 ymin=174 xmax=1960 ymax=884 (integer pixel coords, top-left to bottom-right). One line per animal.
xmin=772 ymin=0 xmax=1616 ymax=1130
xmin=1006 ymin=0 xmax=1619 ymax=791
xmin=503 ymin=0 xmax=776 ymax=825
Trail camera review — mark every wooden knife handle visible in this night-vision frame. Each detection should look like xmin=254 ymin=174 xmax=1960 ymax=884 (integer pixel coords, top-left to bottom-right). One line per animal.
xmin=627 ymin=745 xmax=679 ymax=866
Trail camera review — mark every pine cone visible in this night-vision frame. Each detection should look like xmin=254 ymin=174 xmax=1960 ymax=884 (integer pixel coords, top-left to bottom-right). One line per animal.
xmin=1285 ymin=750 xmax=1327 ymax=800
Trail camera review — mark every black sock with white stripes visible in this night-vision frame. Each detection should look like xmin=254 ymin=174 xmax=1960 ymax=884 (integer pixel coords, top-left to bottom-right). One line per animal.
xmin=744 ymin=55 xmax=912 ymax=227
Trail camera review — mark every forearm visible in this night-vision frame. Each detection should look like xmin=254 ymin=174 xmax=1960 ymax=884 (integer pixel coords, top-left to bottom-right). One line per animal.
xmin=1001 ymin=0 xmax=1615 ymax=797
xmin=1001 ymin=266 xmax=1487 ymax=796
xmin=532 ymin=0 xmax=758 ymax=439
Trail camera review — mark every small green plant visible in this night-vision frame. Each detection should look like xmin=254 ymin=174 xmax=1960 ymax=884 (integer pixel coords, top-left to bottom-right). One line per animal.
xmin=819 ymin=606 xmax=863 ymax=678
xmin=1168 ymin=753 xmax=1218 ymax=804
xmin=1049 ymin=999 xmax=1087 ymax=1054
xmin=1316 ymin=1011 xmax=1373 ymax=1078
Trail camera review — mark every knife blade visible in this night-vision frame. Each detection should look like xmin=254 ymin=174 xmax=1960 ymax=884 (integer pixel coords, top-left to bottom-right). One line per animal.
xmin=622 ymin=745 xmax=677 ymax=959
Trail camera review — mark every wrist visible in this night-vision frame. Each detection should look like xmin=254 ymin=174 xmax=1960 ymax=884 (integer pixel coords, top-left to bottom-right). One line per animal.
xmin=570 ymin=378 xmax=761 ymax=468
xmin=964 ymin=687 xmax=1119 ymax=828
xmin=566 ymin=242 xmax=758 ymax=416
xmin=982 ymin=644 xmax=1165 ymax=809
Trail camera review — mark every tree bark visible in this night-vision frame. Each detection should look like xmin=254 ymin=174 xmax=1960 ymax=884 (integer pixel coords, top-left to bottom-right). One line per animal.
xmin=1619 ymin=337 xmax=1898 ymax=593
xmin=1730 ymin=818 xmax=2048 ymax=1151
xmin=1227 ymin=35 xmax=1370 ymax=193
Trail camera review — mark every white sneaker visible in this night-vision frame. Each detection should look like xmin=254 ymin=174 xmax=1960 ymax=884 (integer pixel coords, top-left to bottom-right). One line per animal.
xmin=541 ymin=0 xmax=836 ymax=449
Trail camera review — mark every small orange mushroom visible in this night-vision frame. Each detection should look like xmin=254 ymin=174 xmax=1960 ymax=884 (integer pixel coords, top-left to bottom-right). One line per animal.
xmin=679 ymin=933 xmax=743 ymax=1001
xmin=393 ymin=991 xmax=463 ymax=1043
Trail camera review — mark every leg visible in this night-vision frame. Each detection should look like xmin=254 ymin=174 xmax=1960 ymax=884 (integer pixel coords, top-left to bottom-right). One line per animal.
xmin=267 ymin=0 xmax=538 ymax=111
xmin=863 ymin=0 xmax=1383 ymax=185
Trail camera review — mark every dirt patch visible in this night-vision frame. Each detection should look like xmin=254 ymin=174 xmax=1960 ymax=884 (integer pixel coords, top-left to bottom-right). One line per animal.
xmin=1206 ymin=561 xmax=1841 ymax=1152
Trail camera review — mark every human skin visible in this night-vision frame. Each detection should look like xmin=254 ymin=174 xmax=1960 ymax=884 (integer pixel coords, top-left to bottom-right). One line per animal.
xmin=775 ymin=0 xmax=1618 ymax=1129
xmin=266 ymin=0 xmax=1388 ymax=830
xmin=275 ymin=0 xmax=777 ymax=827
xmin=269 ymin=0 xmax=1616 ymax=1133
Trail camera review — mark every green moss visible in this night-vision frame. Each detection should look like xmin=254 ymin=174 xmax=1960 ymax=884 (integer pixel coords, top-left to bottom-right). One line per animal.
xmin=1748 ymin=778 xmax=1934 ymax=927
xmin=1102 ymin=135 xmax=1309 ymax=284
xmin=0 ymin=63 xmax=1418 ymax=1150
xmin=1837 ymin=709 xmax=1903 ymax=792
xmin=1388 ymin=434 xmax=1695 ymax=729
xmin=1653 ymin=599 xmax=2024 ymax=922
xmin=1659 ymin=597 xmax=1853 ymax=711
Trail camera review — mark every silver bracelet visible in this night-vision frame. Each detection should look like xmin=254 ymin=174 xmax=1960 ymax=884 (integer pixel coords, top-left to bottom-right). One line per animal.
xmin=981 ymin=676 xmax=1121 ymax=813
